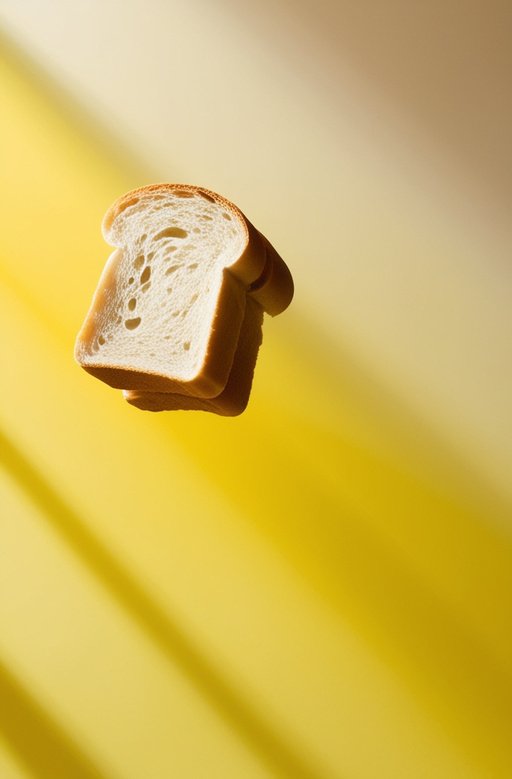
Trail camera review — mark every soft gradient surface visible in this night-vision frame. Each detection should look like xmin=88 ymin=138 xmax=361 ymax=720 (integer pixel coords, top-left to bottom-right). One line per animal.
xmin=1 ymin=3 xmax=512 ymax=777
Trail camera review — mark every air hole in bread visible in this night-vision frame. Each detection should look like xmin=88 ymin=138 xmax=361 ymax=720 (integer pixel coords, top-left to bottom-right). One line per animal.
xmin=141 ymin=233 xmax=147 ymax=242
xmin=222 ymin=212 xmax=232 ymax=221
xmin=125 ymin=317 xmax=141 ymax=330
xmin=175 ymin=191 xmax=194 ymax=198
xmin=140 ymin=266 xmax=151 ymax=284
xmin=172 ymin=310 xmax=180 ymax=317
xmin=200 ymin=192 xmax=215 ymax=203
xmin=165 ymin=265 xmax=179 ymax=275
xmin=128 ymin=298 xmax=137 ymax=311
xmin=147 ymin=252 xmax=155 ymax=261
xmin=188 ymin=263 xmax=198 ymax=270
xmin=141 ymin=281 xmax=151 ymax=293
xmin=128 ymin=277 xmax=134 ymax=285
xmin=98 ymin=335 xmax=105 ymax=345
xmin=167 ymin=287 xmax=173 ymax=294
xmin=192 ymin=227 xmax=201 ymax=234
xmin=183 ymin=341 xmax=191 ymax=350
xmin=155 ymin=227 xmax=188 ymax=240
xmin=165 ymin=246 xmax=177 ymax=255
xmin=190 ymin=293 xmax=198 ymax=304
xmin=201 ymin=215 xmax=213 ymax=221
xmin=134 ymin=255 xmax=144 ymax=270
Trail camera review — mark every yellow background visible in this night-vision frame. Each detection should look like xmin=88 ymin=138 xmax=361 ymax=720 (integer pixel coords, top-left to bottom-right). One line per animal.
xmin=1 ymin=2 xmax=511 ymax=777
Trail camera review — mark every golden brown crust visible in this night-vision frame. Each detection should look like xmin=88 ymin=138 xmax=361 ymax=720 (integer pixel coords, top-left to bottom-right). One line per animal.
xmin=248 ymin=233 xmax=294 ymax=316
xmin=75 ymin=248 xmax=123 ymax=352
xmin=102 ymin=183 xmax=249 ymax=244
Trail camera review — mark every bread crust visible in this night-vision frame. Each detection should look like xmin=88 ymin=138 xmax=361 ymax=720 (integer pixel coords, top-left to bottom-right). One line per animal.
xmin=249 ymin=233 xmax=294 ymax=316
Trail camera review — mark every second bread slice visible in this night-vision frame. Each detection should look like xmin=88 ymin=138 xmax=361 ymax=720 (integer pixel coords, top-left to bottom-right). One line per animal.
xmin=123 ymin=298 xmax=264 ymax=415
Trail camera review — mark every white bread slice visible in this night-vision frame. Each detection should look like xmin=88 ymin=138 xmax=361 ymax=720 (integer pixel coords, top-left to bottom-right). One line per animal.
xmin=123 ymin=297 xmax=264 ymax=415
xmin=75 ymin=184 xmax=293 ymax=398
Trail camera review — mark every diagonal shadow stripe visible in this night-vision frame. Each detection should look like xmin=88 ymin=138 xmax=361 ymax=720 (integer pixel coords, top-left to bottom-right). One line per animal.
xmin=0 ymin=428 xmax=328 ymax=779
xmin=0 ymin=658 xmax=108 ymax=779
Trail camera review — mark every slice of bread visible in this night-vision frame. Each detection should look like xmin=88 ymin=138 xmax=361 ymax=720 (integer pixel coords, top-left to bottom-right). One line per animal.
xmin=123 ymin=297 xmax=264 ymax=415
xmin=75 ymin=184 xmax=293 ymax=400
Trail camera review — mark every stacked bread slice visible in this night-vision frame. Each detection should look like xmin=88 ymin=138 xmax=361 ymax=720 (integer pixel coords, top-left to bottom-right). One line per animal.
xmin=75 ymin=184 xmax=293 ymax=415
